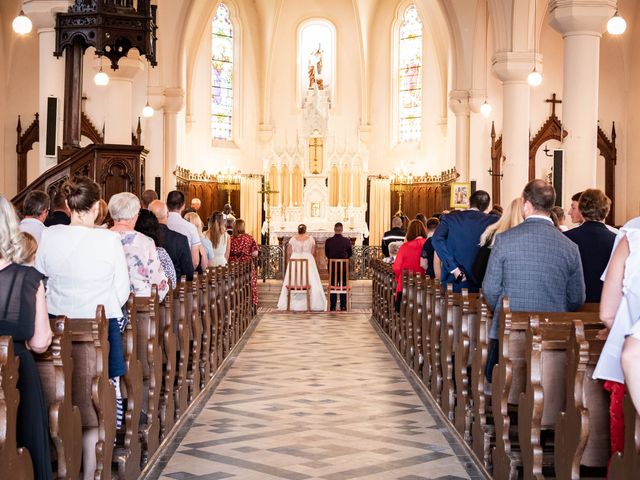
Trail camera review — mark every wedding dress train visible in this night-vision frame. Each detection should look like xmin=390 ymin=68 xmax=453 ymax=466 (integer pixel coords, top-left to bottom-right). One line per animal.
xmin=277 ymin=236 xmax=327 ymax=311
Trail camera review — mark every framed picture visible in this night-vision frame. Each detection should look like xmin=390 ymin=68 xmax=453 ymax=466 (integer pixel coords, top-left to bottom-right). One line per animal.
xmin=450 ymin=182 xmax=471 ymax=209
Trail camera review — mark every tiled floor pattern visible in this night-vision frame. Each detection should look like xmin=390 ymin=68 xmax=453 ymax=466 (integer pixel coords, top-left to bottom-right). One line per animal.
xmin=152 ymin=313 xmax=483 ymax=480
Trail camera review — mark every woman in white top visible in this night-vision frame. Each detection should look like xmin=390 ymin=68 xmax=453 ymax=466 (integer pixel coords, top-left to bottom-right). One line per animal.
xmin=184 ymin=212 xmax=212 ymax=272
xmin=35 ymin=176 xmax=129 ymax=480
xmin=277 ymin=224 xmax=327 ymax=311
xmin=207 ymin=211 xmax=230 ymax=267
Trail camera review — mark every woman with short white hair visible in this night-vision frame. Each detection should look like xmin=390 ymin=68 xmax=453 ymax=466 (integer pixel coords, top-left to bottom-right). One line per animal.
xmin=109 ymin=192 xmax=169 ymax=301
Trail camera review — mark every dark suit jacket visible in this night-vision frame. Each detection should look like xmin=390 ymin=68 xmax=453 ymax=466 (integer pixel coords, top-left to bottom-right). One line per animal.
xmin=483 ymin=217 xmax=585 ymax=339
xmin=431 ymin=209 xmax=498 ymax=292
xmin=381 ymin=227 xmax=405 ymax=257
xmin=160 ymin=224 xmax=194 ymax=281
xmin=44 ymin=210 xmax=70 ymax=227
xmin=325 ymin=234 xmax=353 ymax=259
xmin=564 ymin=221 xmax=616 ymax=303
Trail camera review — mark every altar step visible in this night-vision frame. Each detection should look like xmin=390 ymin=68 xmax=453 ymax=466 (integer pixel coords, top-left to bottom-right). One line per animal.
xmin=257 ymin=279 xmax=372 ymax=310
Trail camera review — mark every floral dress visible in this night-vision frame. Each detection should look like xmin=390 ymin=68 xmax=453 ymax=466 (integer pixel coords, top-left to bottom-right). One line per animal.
xmin=115 ymin=230 xmax=170 ymax=301
xmin=158 ymin=247 xmax=177 ymax=289
xmin=229 ymin=233 xmax=258 ymax=305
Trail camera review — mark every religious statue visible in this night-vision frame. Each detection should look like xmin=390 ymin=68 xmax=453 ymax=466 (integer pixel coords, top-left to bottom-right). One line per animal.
xmin=308 ymin=44 xmax=324 ymax=90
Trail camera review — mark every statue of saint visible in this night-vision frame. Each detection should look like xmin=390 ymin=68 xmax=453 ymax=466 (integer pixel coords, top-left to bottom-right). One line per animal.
xmin=307 ymin=44 xmax=324 ymax=90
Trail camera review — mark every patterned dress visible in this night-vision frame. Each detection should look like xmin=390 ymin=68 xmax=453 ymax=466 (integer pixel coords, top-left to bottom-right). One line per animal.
xmin=115 ymin=230 xmax=170 ymax=301
xmin=158 ymin=247 xmax=177 ymax=289
xmin=230 ymin=233 xmax=258 ymax=305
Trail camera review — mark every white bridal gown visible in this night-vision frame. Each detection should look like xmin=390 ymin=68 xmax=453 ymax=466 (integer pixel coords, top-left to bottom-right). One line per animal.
xmin=277 ymin=236 xmax=327 ymax=311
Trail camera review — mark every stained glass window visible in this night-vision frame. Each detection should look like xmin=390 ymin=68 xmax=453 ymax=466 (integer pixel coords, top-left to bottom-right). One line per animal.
xmin=398 ymin=5 xmax=423 ymax=143
xmin=211 ymin=4 xmax=233 ymax=141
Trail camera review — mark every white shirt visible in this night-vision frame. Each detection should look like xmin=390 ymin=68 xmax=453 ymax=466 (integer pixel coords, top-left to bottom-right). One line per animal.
xmin=20 ymin=217 xmax=45 ymax=243
xmin=36 ymin=225 xmax=130 ymax=319
xmin=167 ymin=212 xmax=201 ymax=248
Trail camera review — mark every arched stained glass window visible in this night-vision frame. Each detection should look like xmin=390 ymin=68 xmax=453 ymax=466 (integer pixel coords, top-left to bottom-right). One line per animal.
xmin=398 ymin=5 xmax=423 ymax=143
xmin=211 ymin=4 xmax=233 ymax=141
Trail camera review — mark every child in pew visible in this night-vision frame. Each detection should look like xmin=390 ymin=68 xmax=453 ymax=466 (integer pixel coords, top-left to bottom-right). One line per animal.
xmin=0 ymin=195 xmax=54 ymax=480
xmin=18 ymin=231 xmax=38 ymax=266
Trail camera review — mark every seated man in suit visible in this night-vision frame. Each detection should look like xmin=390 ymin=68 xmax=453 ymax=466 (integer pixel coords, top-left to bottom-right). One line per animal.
xmin=44 ymin=191 xmax=71 ymax=227
xmin=149 ymin=200 xmax=194 ymax=282
xmin=482 ymin=179 xmax=585 ymax=381
xmin=325 ymin=222 xmax=353 ymax=311
xmin=431 ymin=190 xmax=498 ymax=292
xmin=564 ymin=189 xmax=616 ymax=303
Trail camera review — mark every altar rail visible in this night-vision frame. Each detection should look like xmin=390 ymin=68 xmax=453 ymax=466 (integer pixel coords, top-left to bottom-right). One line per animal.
xmin=255 ymin=245 xmax=383 ymax=281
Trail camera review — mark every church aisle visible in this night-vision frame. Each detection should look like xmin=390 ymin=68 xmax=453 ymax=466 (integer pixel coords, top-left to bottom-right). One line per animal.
xmin=150 ymin=313 xmax=483 ymax=480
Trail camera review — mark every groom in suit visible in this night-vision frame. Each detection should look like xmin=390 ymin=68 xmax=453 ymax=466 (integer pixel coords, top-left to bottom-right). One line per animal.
xmin=325 ymin=223 xmax=353 ymax=311
xmin=431 ymin=190 xmax=498 ymax=292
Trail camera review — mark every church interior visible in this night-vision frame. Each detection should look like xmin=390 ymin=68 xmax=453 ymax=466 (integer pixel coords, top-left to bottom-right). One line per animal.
xmin=2 ymin=0 xmax=640 ymax=479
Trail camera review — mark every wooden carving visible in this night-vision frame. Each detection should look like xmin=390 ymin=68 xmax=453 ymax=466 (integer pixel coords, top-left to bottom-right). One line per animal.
xmin=0 ymin=336 xmax=35 ymax=479
xmin=598 ymin=123 xmax=617 ymax=224
xmin=16 ymin=114 xmax=39 ymax=193
xmin=471 ymin=297 xmax=492 ymax=469
xmin=207 ymin=271 xmax=220 ymax=374
xmin=412 ymin=276 xmax=424 ymax=374
xmin=490 ymin=122 xmax=503 ymax=206
xmin=440 ymin=284 xmax=456 ymax=422
xmin=421 ymin=278 xmax=433 ymax=389
xmin=81 ymin=112 xmax=104 ymax=145
xmin=158 ymin=289 xmax=176 ymax=439
xmin=186 ymin=275 xmax=202 ymax=403
xmin=529 ymin=113 xmax=567 ymax=180
xmin=455 ymin=290 xmax=479 ymax=442
xmin=199 ymin=270 xmax=212 ymax=385
xmin=34 ymin=317 xmax=82 ymax=480
xmin=173 ymin=279 xmax=190 ymax=420
xmin=430 ymin=281 xmax=443 ymax=403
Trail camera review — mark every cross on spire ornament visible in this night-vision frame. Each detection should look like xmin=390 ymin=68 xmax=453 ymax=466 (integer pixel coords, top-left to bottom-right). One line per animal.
xmin=545 ymin=93 xmax=562 ymax=117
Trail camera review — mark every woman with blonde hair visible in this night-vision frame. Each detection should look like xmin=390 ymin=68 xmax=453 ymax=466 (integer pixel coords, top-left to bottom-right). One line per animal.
xmin=207 ymin=211 xmax=230 ymax=267
xmin=184 ymin=212 xmax=211 ymax=272
xmin=0 ymin=194 xmax=53 ymax=479
xmin=472 ymin=197 xmax=524 ymax=284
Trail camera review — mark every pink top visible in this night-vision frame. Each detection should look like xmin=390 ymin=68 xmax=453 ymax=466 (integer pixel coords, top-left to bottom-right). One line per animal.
xmin=393 ymin=237 xmax=426 ymax=293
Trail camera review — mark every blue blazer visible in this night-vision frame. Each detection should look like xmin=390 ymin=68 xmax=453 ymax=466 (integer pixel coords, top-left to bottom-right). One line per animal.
xmin=431 ymin=209 xmax=498 ymax=292
xmin=564 ymin=221 xmax=616 ymax=303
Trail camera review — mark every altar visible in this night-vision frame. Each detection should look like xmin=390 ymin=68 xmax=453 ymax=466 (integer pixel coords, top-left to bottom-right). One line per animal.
xmin=276 ymin=230 xmax=360 ymax=280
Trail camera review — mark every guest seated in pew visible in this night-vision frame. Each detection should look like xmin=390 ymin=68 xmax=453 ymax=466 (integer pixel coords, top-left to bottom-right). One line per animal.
xmin=207 ymin=211 xmax=231 ymax=267
xmin=19 ymin=190 xmax=50 ymax=244
xmin=18 ymin=232 xmax=38 ymax=266
xmin=383 ymin=241 xmax=402 ymax=264
xmin=472 ymin=197 xmax=523 ymax=285
xmin=184 ymin=212 xmax=211 ymax=272
xmin=419 ymin=217 xmax=440 ymax=278
xmin=392 ymin=219 xmax=427 ymax=312
xmin=482 ymin=179 xmax=585 ymax=382
xmin=109 ymin=192 xmax=170 ymax=301
xmin=564 ymin=189 xmax=616 ymax=303
xmin=382 ymin=216 xmax=405 ymax=258
xmin=135 ymin=209 xmax=177 ymax=288
xmin=230 ymin=219 xmax=259 ymax=306
xmin=0 ymin=195 xmax=54 ymax=480
xmin=552 ymin=206 xmax=569 ymax=231
xmin=148 ymin=200 xmax=194 ymax=281
xmin=94 ymin=198 xmax=109 ymax=228
xmin=593 ymin=215 xmax=640 ymax=466
xmin=35 ymin=176 xmax=130 ymax=478
xmin=140 ymin=189 xmax=158 ymax=209
xmin=166 ymin=190 xmax=202 ymax=269
xmin=44 ymin=190 xmax=71 ymax=227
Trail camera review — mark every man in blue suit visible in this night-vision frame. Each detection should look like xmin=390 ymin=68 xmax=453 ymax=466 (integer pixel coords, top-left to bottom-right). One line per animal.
xmin=431 ymin=190 xmax=498 ymax=292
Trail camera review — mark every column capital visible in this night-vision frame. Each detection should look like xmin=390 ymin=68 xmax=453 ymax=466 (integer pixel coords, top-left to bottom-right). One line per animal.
xmin=23 ymin=0 xmax=70 ymax=31
xmin=448 ymin=90 xmax=470 ymax=116
xmin=164 ymin=88 xmax=185 ymax=113
xmin=492 ymin=51 xmax=541 ymax=83
xmin=549 ymin=0 xmax=616 ymax=36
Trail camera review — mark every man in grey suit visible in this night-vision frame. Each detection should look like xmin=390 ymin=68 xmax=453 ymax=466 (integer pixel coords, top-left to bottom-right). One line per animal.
xmin=482 ymin=179 xmax=585 ymax=381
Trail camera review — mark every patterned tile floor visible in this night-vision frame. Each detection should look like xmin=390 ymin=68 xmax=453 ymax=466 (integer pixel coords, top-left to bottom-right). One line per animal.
xmin=148 ymin=313 xmax=484 ymax=480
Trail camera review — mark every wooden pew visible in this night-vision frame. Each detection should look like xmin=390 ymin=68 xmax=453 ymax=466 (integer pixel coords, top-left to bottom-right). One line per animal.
xmin=608 ymin=395 xmax=640 ymax=480
xmin=185 ymin=275 xmax=202 ymax=403
xmin=554 ymin=319 xmax=609 ymax=480
xmin=420 ymin=277 xmax=436 ymax=390
xmin=429 ymin=281 xmax=444 ymax=404
xmin=173 ymin=279 xmax=189 ymax=420
xmin=158 ymin=287 xmax=176 ymax=439
xmin=491 ymin=300 xmax=600 ymax=480
xmin=441 ymin=284 xmax=457 ymax=422
xmin=114 ymin=294 xmax=143 ymax=479
xmin=34 ymin=317 xmax=82 ymax=480
xmin=207 ymin=268 xmax=221 ymax=374
xmin=412 ymin=275 xmax=425 ymax=374
xmin=454 ymin=289 xmax=480 ymax=442
xmin=133 ymin=287 xmax=163 ymax=467
xmin=199 ymin=269 xmax=212 ymax=387
xmin=0 ymin=336 xmax=35 ymax=480
xmin=68 ymin=306 xmax=116 ymax=480
xmin=403 ymin=272 xmax=416 ymax=365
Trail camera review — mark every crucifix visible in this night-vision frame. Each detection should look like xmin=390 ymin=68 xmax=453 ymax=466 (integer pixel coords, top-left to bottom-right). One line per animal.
xmin=545 ymin=93 xmax=562 ymax=117
xmin=258 ymin=180 xmax=280 ymax=244
xmin=308 ymin=137 xmax=323 ymax=174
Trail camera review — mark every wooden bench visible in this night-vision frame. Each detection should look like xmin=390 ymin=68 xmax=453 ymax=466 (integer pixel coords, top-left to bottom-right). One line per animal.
xmin=198 ymin=270 xmax=212 ymax=387
xmin=173 ymin=279 xmax=190 ymax=420
xmin=34 ymin=317 xmax=82 ymax=479
xmin=429 ymin=282 xmax=444 ymax=404
xmin=441 ymin=284 xmax=457 ymax=422
xmin=158 ymin=287 xmax=176 ymax=439
xmin=184 ymin=275 xmax=202 ymax=403
xmin=608 ymin=395 xmax=640 ymax=480
xmin=0 ymin=336 xmax=35 ymax=480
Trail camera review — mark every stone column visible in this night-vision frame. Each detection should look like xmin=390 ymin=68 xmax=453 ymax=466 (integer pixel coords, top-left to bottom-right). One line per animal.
xmin=549 ymin=0 xmax=616 ymax=206
xmin=493 ymin=52 xmax=538 ymax=203
xmin=448 ymin=90 xmax=470 ymax=182
xmin=100 ymin=55 xmax=143 ymax=144
xmin=163 ymin=87 xmax=184 ymax=193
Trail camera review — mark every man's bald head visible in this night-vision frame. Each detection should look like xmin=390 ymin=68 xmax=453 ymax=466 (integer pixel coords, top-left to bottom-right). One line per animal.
xmin=149 ymin=200 xmax=169 ymax=224
xmin=391 ymin=216 xmax=403 ymax=228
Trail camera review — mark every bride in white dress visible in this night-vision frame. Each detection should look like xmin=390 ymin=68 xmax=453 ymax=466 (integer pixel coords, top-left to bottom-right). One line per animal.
xmin=277 ymin=225 xmax=327 ymax=311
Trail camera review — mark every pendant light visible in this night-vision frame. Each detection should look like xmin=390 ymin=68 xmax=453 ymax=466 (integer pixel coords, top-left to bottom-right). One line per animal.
xmin=607 ymin=10 xmax=627 ymax=35
xmin=481 ymin=0 xmax=492 ymax=118
xmin=142 ymin=63 xmax=154 ymax=117
xmin=527 ymin=0 xmax=542 ymax=87
xmin=12 ymin=10 xmax=32 ymax=35
xmin=94 ymin=58 xmax=109 ymax=86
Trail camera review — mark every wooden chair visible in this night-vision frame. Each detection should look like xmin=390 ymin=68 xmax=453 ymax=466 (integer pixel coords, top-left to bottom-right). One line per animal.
xmin=286 ymin=258 xmax=310 ymax=312
xmin=327 ymin=258 xmax=352 ymax=312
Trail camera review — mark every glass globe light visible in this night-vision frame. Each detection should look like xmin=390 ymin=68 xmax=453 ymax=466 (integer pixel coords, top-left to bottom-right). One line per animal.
xmin=480 ymin=101 xmax=492 ymax=117
xmin=12 ymin=11 xmax=32 ymax=35
xmin=607 ymin=12 xmax=627 ymax=35
xmin=94 ymin=69 xmax=109 ymax=86
xmin=528 ymin=69 xmax=542 ymax=87
xmin=142 ymin=103 xmax=154 ymax=118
